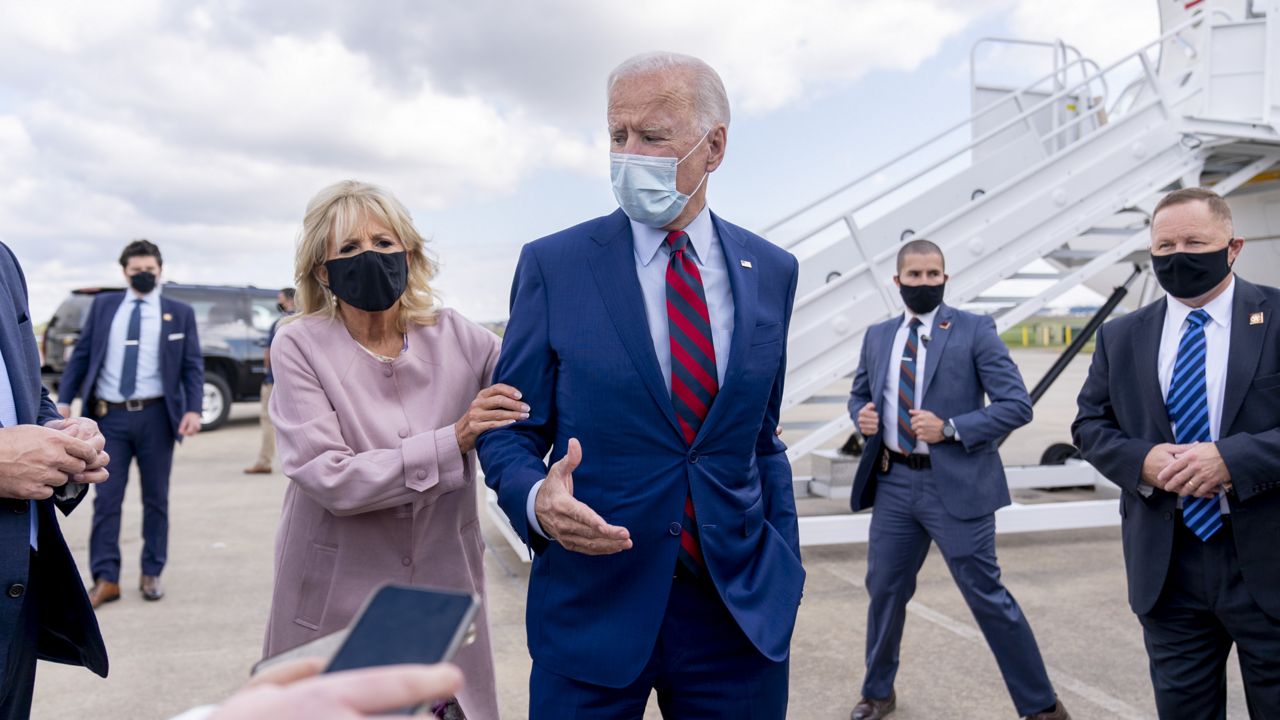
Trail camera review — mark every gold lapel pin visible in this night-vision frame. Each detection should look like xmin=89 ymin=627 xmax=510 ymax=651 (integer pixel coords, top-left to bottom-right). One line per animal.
xmin=163 ymin=313 xmax=173 ymax=322
xmin=1250 ymin=311 xmax=1264 ymax=325
xmin=739 ymin=260 xmax=752 ymax=269
xmin=939 ymin=320 xmax=952 ymax=330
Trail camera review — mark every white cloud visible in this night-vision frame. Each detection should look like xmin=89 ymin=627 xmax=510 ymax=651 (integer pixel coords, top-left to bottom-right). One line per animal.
xmin=0 ymin=0 xmax=1003 ymax=324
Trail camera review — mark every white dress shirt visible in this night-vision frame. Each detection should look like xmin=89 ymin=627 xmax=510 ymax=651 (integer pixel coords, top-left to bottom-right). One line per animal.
xmin=527 ymin=206 xmax=735 ymax=538
xmin=0 ymin=342 xmax=36 ymax=548
xmin=882 ymin=307 xmax=939 ymax=455
xmin=96 ymin=288 xmax=165 ymax=402
xmin=1154 ymin=276 xmax=1234 ymax=513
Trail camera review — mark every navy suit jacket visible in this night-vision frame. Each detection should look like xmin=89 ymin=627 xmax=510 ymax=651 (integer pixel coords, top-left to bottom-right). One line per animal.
xmin=477 ymin=209 xmax=804 ymax=688
xmin=847 ymin=304 xmax=1033 ymax=519
xmin=59 ymin=290 xmax=203 ymax=437
xmin=1073 ymin=277 xmax=1280 ymax=618
xmin=0 ymin=243 xmax=108 ymax=680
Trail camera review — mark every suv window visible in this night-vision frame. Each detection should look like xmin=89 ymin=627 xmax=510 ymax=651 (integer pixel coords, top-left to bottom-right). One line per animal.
xmin=249 ymin=296 xmax=280 ymax=333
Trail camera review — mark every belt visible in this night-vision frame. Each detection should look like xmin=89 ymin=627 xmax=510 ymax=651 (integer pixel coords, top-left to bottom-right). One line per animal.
xmin=880 ymin=447 xmax=931 ymax=472
xmin=98 ymin=397 xmax=163 ymax=414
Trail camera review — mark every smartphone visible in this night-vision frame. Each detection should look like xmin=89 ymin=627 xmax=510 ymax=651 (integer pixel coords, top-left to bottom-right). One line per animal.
xmin=324 ymin=584 xmax=479 ymax=674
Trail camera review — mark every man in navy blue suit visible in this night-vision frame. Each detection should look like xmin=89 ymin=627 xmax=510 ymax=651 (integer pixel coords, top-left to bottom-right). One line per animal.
xmin=1074 ymin=187 xmax=1280 ymax=718
xmin=0 ymin=242 xmax=109 ymax=719
xmin=846 ymin=240 xmax=1069 ymax=720
xmin=58 ymin=239 xmax=203 ymax=608
xmin=477 ymin=52 xmax=803 ymax=719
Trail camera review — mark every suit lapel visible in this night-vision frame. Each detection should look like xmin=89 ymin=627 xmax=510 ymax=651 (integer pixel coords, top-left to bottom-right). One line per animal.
xmin=920 ymin=304 xmax=955 ymax=398
xmin=1137 ymin=298 xmax=1175 ymax=442
xmin=585 ymin=210 xmax=683 ymax=439
xmin=0 ymin=292 xmax=34 ymax=424
xmin=1221 ymin=278 xmax=1267 ymax=434
xmin=158 ymin=296 xmax=172 ymax=377
xmin=695 ymin=214 xmax=757 ymax=443
xmin=869 ymin=316 xmax=901 ymax=406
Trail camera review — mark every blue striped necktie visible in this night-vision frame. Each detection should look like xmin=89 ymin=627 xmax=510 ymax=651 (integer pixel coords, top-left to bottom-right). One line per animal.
xmin=1166 ymin=309 xmax=1221 ymax=540
xmin=898 ymin=318 xmax=922 ymax=453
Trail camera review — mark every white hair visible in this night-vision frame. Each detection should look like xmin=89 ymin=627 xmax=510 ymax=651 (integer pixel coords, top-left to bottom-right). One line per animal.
xmin=607 ymin=51 xmax=731 ymax=133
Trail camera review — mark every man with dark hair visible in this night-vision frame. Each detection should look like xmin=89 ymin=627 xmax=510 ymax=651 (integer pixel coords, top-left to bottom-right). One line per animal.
xmin=244 ymin=287 xmax=296 ymax=475
xmin=846 ymin=240 xmax=1069 ymax=720
xmin=58 ymin=239 xmax=203 ymax=607
xmin=0 ymin=241 xmax=110 ymax=718
xmin=1075 ymin=186 xmax=1280 ymax=717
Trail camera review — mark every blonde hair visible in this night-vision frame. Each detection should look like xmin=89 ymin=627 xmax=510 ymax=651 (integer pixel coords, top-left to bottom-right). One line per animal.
xmin=293 ymin=180 xmax=440 ymax=330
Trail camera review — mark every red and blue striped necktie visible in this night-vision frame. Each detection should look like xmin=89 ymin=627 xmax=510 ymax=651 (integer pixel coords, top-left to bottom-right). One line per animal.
xmin=666 ymin=230 xmax=717 ymax=573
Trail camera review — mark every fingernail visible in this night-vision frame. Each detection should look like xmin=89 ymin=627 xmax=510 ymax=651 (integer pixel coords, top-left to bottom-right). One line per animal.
xmin=520 ymin=412 xmax=530 ymax=419
xmin=515 ymin=391 xmax=523 ymax=399
xmin=506 ymin=419 xmax=517 ymax=425
xmin=521 ymin=404 xmax=530 ymax=412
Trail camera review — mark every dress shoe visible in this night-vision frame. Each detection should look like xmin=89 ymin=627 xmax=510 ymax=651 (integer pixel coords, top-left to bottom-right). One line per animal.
xmin=140 ymin=574 xmax=164 ymax=601
xmin=850 ymin=691 xmax=896 ymax=720
xmin=1025 ymin=700 xmax=1071 ymax=720
xmin=87 ymin=580 xmax=120 ymax=609
xmin=243 ymin=464 xmax=272 ymax=474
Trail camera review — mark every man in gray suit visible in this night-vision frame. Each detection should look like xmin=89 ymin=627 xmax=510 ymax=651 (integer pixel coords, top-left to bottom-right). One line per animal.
xmin=845 ymin=240 xmax=1068 ymax=720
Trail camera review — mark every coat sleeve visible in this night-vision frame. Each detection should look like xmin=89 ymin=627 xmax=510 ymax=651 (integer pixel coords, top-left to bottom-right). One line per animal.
xmin=1071 ymin=323 xmax=1156 ymax=496
xmin=758 ymin=255 xmax=800 ymax=558
xmin=181 ymin=306 xmax=204 ymax=414
xmin=58 ymin=298 xmax=101 ymax=408
xmin=847 ymin=326 xmax=874 ymax=425
xmin=475 ymin=244 xmax=557 ymax=553
xmin=1217 ymin=430 xmax=1280 ymax=501
xmin=950 ymin=315 xmax=1033 ymax=448
xmin=268 ymin=326 xmax=470 ymax=516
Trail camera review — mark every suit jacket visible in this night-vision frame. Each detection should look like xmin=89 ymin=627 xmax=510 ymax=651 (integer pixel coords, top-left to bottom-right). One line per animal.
xmin=59 ymin=290 xmax=203 ymax=438
xmin=0 ymin=242 xmax=108 ymax=680
xmin=1073 ymin=276 xmax=1280 ymax=617
xmin=476 ymin=208 xmax=804 ymax=688
xmin=847 ymin=304 xmax=1033 ymax=519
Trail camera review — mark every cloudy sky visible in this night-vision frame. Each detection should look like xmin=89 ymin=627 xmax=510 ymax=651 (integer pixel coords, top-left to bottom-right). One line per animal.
xmin=0 ymin=0 xmax=1159 ymax=324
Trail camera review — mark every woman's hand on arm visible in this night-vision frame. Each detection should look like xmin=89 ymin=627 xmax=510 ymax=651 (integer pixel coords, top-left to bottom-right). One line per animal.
xmin=454 ymin=384 xmax=527 ymax=455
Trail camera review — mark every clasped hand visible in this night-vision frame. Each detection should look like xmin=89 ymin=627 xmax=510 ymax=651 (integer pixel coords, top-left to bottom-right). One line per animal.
xmin=534 ymin=438 xmax=632 ymax=555
xmin=1141 ymin=442 xmax=1230 ymax=497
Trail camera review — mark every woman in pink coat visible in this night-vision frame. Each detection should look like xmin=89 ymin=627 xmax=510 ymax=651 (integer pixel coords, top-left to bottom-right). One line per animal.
xmin=262 ymin=180 xmax=524 ymax=720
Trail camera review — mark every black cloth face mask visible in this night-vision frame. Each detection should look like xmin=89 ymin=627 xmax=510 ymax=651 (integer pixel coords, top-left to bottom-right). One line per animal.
xmin=129 ymin=271 xmax=157 ymax=294
xmin=324 ymin=250 xmax=408 ymax=312
xmin=898 ymin=281 xmax=945 ymax=315
xmin=1152 ymin=247 xmax=1232 ymax=299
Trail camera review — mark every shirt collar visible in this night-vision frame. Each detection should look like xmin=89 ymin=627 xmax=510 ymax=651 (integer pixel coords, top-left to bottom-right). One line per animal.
xmin=632 ymin=205 xmax=715 ymax=267
xmin=127 ymin=287 xmax=161 ymax=307
xmin=1166 ymin=275 xmax=1235 ymax=330
xmin=901 ymin=305 xmax=941 ymax=332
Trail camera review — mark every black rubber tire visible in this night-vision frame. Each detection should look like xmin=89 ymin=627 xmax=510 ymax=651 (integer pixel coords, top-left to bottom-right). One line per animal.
xmin=1040 ymin=442 xmax=1082 ymax=465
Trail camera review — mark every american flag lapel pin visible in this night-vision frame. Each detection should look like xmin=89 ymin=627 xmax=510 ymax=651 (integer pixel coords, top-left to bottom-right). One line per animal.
xmin=1250 ymin=311 xmax=1264 ymax=325
xmin=162 ymin=313 xmax=173 ymax=322
xmin=740 ymin=260 xmax=752 ymax=269
xmin=939 ymin=320 xmax=952 ymax=330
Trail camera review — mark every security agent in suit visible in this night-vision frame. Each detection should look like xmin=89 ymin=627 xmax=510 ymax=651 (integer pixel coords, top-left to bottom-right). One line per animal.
xmin=1073 ymin=188 xmax=1280 ymax=719
xmin=478 ymin=52 xmax=802 ymax=719
xmin=0 ymin=242 xmax=109 ymax=720
xmin=846 ymin=240 xmax=1069 ymax=720
xmin=58 ymin=240 xmax=204 ymax=608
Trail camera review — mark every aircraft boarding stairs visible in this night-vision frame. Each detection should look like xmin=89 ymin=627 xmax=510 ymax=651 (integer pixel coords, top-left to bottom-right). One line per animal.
xmin=777 ymin=4 xmax=1280 ymax=547
xmin=484 ymin=4 xmax=1280 ymax=561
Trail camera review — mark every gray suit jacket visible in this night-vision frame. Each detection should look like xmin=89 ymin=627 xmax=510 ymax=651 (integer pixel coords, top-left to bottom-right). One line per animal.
xmin=847 ymin=303 xmax=1033 ymax=519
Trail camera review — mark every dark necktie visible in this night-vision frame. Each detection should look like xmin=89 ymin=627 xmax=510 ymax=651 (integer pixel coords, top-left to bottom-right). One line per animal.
xmin=1166 ymin=309 xmax=1221 ymax=540
xmin=666 ymin=230 xmax=717 ymax=573
xmin=119 ymin=299 xmax=143 ymax=400
xmin=897 ymin=318 xmax=922 ymax=453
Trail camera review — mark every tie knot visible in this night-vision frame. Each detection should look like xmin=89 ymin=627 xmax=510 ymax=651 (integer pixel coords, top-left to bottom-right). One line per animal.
xmin=908 ymin=317 xmax=923 ymax=330
xmin=665 ymin=230 xmax=690 ymax=254
xmin=1188 ymin=309 xmax=1210 ymax=328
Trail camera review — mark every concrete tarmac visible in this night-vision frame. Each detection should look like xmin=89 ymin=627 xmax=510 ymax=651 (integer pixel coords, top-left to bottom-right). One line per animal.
xmin=32 ymin=349 xmax=1252 ymax=719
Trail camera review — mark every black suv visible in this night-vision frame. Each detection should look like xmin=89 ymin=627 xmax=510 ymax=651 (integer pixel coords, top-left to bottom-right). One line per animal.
xmin=42 ymin=283 xmax=283 ymax=431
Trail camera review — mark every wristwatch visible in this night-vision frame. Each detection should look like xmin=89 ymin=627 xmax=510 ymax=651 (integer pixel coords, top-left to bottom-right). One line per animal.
xmin=942 ymin=419 xmax=957 ymax=442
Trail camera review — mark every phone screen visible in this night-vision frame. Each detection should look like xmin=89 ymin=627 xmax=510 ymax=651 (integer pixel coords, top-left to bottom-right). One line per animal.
xmin=324 ymin=585 xmax=477 ymax=674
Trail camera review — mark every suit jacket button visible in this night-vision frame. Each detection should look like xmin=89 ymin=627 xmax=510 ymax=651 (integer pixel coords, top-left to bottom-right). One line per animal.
xmin=688 ymin=450 xmax=699 ymax=464
xmin=383 ymin=367 xmax=394 ymax=378
xmin=7 ymin=584 xmax=24 ymax=598
xmin=668 ymin=522 xmax=682 ymax=536
xmin=401 ymin=557 xmax=412 ymax=567
xmin=1163 ymin=512 xmax=1173 ymax=520
xmin=398 ymin=429 xmax=409 ymax=439
xmin=416 ymin=470 xmax=427 ymax=480
xmin=11 ymin=502 xmax=27 ymax=514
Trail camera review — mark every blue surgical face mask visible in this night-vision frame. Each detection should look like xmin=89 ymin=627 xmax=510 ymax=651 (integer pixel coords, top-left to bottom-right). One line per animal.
xmin=610 ymin=130 xmax=711 ymax=228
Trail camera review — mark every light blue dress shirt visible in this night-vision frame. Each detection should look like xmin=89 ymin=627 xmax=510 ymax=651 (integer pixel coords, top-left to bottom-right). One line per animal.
xmin=96 ymin=289 xmax=165 ymax=402
xmin=526 ymin=206 xmax=736 ymax=538
xmin=0 ymin=340 xmax=36 ymax=548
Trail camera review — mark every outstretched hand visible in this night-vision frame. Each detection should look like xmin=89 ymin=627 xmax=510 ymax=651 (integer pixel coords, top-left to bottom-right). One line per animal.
xmin=533 ymin=438 xmax=632 ymax=555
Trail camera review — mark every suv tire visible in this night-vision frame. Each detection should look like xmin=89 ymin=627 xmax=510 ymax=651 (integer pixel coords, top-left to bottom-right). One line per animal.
xmin=202 ymin=372 xmax=233 ymax=432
